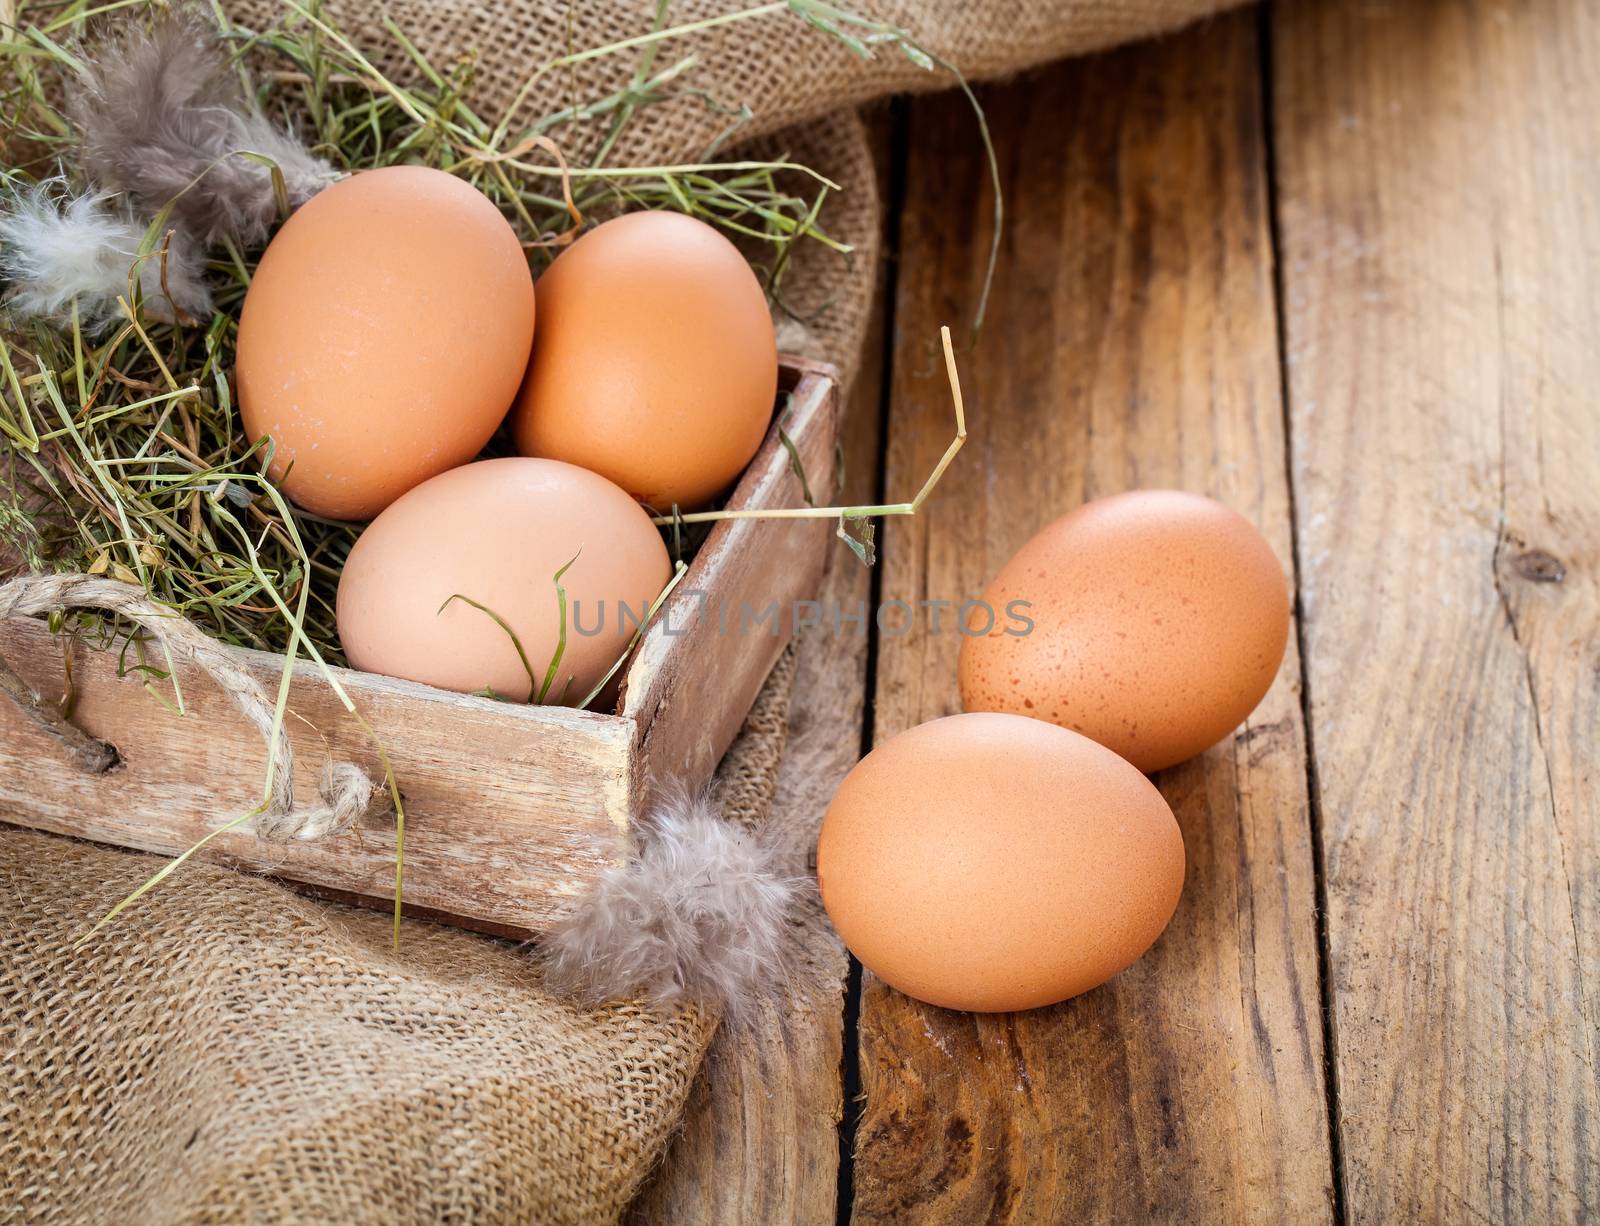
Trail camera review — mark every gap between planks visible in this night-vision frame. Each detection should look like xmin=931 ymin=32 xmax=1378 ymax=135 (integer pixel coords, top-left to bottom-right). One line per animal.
xmin=835 ymin=95 xmax=913 ymax=1226
xmin=1256 ymin=3 xmax=1350 ymax=1220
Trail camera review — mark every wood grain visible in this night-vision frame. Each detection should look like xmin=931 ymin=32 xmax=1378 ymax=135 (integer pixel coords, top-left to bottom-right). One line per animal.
xmin=0 ymin=360 xmax=838 ymax=938
xmin=1272 ymin=0 xmax=1600 ymax=1217
xmin=854 ymin=15 xmax=1334 ymax=1222
xmin=0 ymin=614 xmax=632 ymax=932
xmin=627 ymin=105 xmax=897 ymax=1225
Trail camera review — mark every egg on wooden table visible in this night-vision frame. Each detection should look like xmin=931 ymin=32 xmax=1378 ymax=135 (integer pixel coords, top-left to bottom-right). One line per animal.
xmin=237 ymin=166 xmax=536 ymax=521
xmin=817 ymin=713 xmax=1185 ymax=1013
xmin=960 ymin=489 xmax=1291 ymax=773
xmin=510 ymin=210 xmax=777 ymax=511
xmin=336 ymin=458 xmax=671 ymax=703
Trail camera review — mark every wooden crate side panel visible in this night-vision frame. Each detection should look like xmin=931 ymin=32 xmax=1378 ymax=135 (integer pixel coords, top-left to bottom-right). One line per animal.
xmin=0 ymin=617 xmax=633 ymax=933
xmin=623 ymin=365 xmax=839 ymax=802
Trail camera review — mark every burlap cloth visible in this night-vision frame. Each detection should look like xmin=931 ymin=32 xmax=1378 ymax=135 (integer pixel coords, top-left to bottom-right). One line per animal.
xmin=1 ymin=2 xmax=1241 ymax=1221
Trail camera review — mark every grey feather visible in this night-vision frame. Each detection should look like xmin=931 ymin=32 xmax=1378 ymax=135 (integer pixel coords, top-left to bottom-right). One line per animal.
xmin=69 ymin=7 xmax=338 ymax=247
xmin=0 ymin=183 xmax=211 ymax=332
xmin=540 ymin=786 xmax=807 ymax=1022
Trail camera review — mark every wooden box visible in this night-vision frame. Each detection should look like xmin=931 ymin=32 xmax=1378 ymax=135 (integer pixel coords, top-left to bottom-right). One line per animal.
xmin=0 ymin=357 xmax=839 ymax=936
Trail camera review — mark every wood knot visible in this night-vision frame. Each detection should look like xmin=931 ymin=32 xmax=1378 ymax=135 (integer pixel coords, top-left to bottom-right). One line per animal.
xmin=1512 ymin=549 xmax=1566 ymax=584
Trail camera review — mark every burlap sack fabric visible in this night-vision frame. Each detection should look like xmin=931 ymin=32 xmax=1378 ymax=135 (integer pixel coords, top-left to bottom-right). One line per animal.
xmin=2 ymin=1 xmax=1241 ymax=1221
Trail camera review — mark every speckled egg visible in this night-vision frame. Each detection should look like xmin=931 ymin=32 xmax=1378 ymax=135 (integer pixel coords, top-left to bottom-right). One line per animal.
xmin=817 ymin=712 xmax=1185 ymax=1013
xmin=510 ymin=210 xmax=776 ymax=511
xmin=959 ymin=489 xmax=1290 ymax=773
xmin=336 ymin=457 xmax=670 ymax=703
xmin=238 ymin=166 xmax=536 ymax=520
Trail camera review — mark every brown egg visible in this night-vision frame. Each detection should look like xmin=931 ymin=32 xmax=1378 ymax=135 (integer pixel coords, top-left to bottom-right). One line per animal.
xmin=510 ymin=211 xmax=776 ymax=510
xmin=817 ymin=713 xmax=1185 ymax=1013
xmin=336 ymin=458 xmax=670 ymax=703
xmin=238 ymin=166 xmax=536 ymax=521
xmin=959 ymin=489 xmax=1290 ymax=773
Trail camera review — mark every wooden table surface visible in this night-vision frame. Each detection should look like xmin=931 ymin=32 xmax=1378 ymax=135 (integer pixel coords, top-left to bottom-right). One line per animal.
xmin=634 ymin=0 xmax=1599 ymax=1220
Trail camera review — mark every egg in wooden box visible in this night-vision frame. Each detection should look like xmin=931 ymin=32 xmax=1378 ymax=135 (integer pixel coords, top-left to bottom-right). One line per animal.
xmin=817 ymin=713 xmax=1185 ymax=1013
xmin=336 ymin=458 xmax=671 ymax=704
xmin=510 ymin=211 xmax=777 ymax=511
xmin=237 ymin=166 xmax=536 ymax=521
xmin=960 ymin=490 xmax=1291 ymax=772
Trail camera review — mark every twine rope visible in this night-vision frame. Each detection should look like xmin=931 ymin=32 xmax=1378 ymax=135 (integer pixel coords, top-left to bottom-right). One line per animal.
xmin=0 ymin=571 xmax=378 ymax=841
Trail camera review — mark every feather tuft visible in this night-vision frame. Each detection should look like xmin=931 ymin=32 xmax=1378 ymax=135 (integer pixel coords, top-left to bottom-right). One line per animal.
xmin=540 ymin=786 xmax=807 ymax=1022
xmin=69 ymin=7 xmax=338 ymax=246
xmin=0 ymin=183 xmax=211 ymax=332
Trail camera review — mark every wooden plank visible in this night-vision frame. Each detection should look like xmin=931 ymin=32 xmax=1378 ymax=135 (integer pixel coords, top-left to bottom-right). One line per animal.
xmin=1272 ymin=0 xmax=1600 ymax=1218
xmin=627 ymin=103 xmax=897 ymax=1225
xmin=854 ymin=14 xmax=1334 ymax=1222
